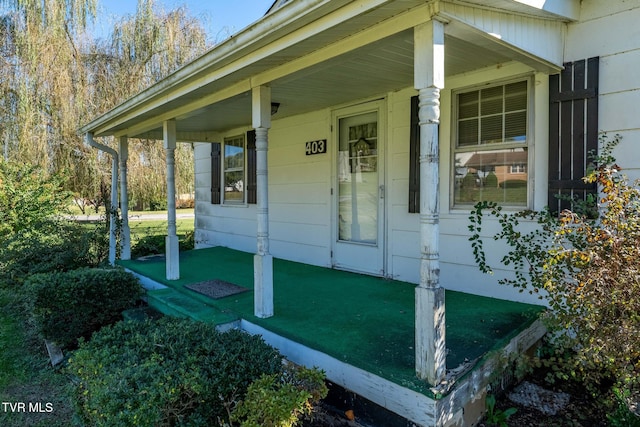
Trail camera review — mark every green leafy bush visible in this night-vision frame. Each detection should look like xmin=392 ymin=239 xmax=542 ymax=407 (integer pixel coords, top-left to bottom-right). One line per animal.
xmin=607 ymin=388 xmax=640 ymax=427
xmin=68 ymin=318 xmax=283 ymax=427
xmin=0 ymin=221 xmax=110 ymax=285
xmin=230 ymin=364 xmax=328 ymax=427
xmin=468 ymin=135 xmax=640 ymax=402
xmin=181 ymin=229 xmax=195 ymax=251
xmin=0 ymin=162 xmax=109 ymax=286
xmin=131 ymin=234 xmax=166 ymax=258
xmin=0 ymin=161 xmax=71 ymax=238
xmin=131 ymin=231 xmax=195 ymax=258
xmin=149 ymin=197 xmax=168 ymax=211
xmin=26 ymin=268 xmax=142 ymax=348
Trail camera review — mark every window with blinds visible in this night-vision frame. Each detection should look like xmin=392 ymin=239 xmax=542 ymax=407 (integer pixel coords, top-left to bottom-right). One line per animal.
xmin=212 ymin=131 xmax=257 ymax=205
xmin=223 ymin=135 xmax=245 ymax=203
xmin=453 ymin=79 xmax=530 ymax=207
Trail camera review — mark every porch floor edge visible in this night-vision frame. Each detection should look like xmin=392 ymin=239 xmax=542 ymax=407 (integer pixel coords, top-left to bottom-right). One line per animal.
xmin=240 ymin=319 xmax=438 ymax=427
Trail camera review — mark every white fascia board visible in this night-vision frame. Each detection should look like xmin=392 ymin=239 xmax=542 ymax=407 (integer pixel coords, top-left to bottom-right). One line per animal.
xmin=447 ymin=0 xmax=580 ymax=21
xmin=512 ymin=0 xmax=580 ymax=21
xmin=80 ymin=0 xmax=354 ymax=136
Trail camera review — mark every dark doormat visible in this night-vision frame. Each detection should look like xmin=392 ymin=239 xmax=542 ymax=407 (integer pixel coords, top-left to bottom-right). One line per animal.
xmin=185 ymin=279 xmax=249 ymax=299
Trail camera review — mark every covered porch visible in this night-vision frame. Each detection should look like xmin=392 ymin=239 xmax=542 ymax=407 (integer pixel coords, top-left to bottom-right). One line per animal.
xmin=119 ymin=246 xmax=545 ymax=426
xmin=81 ymin=1 xmax=576 ymax=424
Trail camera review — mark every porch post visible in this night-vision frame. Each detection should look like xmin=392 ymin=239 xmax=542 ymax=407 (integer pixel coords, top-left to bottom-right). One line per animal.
xmin=164 ymin=119 xmax=180 ymax=280
xmin=252 ymin=86 xmax=273 ymax=318
xmin=118 ymin=136 xmax=131 ymax=260
xmin=414 ymin=20 xmax=446 ymax=385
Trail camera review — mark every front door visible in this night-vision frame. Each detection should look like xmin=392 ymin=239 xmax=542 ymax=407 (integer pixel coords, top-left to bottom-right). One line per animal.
xmin=332 ymin=102 xmax=385 ymax=275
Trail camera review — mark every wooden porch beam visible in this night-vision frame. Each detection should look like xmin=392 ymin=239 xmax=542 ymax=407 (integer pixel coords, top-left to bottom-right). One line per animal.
xmin=414 ymin=19 xmax=446 ymax=386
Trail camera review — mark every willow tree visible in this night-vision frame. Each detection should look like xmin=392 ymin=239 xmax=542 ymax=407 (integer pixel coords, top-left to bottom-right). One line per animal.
xmin=0 ymin=14 xmax=17 ymax=161
xmin=0 ymin=0 xmax=98 ymax=179
xmin=0 ymin=0 xmax=207 ymax=212
xmin=83 ymin=0 xmax=207 ymax=210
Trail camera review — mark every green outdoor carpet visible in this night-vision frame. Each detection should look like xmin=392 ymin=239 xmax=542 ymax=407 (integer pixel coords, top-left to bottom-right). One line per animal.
xmin=119 ymin=247 xmax=544 ymax=395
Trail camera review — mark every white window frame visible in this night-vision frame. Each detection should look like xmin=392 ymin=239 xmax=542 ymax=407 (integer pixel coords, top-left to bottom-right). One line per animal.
xmin=510 ymin=164 xmax=527 ymax=174
xmin=222 ymin=134 xmax=246 ymax=205
xmin=451 ymin=76 xmax=533 ymax=209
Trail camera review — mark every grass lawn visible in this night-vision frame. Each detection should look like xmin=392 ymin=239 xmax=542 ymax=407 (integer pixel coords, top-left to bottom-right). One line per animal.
xmin=72 ymin=216 xmax=194 ymax=247
xmin=128 ymin=218 xmax=194 ymax=245
xmin=0 ymin=289 xmax=74 ymax=427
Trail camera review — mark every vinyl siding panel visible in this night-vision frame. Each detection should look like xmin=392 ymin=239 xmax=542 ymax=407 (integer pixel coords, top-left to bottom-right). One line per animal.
xmin=565 ymin=1 xmax=640 ymax=179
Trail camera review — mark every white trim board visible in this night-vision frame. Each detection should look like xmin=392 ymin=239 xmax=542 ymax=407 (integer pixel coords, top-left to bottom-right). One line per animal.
xmin=240 ymin=319 xmax=437 ymax=426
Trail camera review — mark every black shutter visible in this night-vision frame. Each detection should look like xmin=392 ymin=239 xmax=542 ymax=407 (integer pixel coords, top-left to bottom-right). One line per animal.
xmin=211 ymin=142 xmax=221 ymax=204
xmin=246 ymin=130 xmax=257 ymax=204
xmin=548 ymin=57 xmax=599 ymax=214
xmin=409 ymin=95 xmax=420 ymax=213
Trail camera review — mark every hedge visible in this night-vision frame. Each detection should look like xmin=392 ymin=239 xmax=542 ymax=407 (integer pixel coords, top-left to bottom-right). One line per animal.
xmin=68 ymin=318 xmax=284 ymax=427
xmin=26 ymin=267 xmax=142 ymax=348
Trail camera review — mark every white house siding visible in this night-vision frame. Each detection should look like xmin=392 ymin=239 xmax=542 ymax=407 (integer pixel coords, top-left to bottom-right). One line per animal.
xmin=565 ymin=0 xmax=640 ymax=180
xmin=194 ymin=136 xmax=258 ymax=253
xmin=386 ymin=62 xmax=548 ymax=304
xmin=387 ymin=87 xmax=420 ymax=286
xmin=267 ymin=111 xmax=332 ymax=266
xmin=195 ymin=110 xmax=334 ymax=267
xmin=194 ymin=61 xmax=550 ymax=304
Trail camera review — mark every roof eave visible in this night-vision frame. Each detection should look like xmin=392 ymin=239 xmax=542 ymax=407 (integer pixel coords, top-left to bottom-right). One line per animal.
xmin=80 ymin=0 xmax=351 ymax=136
xmin=448 ymin=0 xmax=580 ymax=21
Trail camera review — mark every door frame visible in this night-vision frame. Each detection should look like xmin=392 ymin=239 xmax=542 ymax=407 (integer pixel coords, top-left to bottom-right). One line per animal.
xmin=330 ymin=99 xmax=387 ymax=276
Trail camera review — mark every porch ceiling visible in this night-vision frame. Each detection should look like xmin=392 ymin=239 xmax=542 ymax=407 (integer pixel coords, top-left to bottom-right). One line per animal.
xmin=120 ymin=30 xmax=514 ymax=141
xmin=82 ymin=0 xmax=565 ymax=142
xmin=169 ymin=31 xmax=512 ymax=138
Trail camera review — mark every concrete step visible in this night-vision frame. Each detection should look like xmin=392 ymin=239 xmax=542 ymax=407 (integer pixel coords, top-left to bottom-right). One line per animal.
xmin=146 ymin=287 xmax=239 ymax=329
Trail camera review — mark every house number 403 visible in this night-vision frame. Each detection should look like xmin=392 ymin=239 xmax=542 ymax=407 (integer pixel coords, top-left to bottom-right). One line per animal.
xmin=305 ymin=139 xmax=327 ymax=155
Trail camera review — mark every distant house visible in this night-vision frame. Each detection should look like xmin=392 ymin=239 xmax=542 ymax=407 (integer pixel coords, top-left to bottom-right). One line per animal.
xmin=81 ymin=1 xmax=640 ymax=425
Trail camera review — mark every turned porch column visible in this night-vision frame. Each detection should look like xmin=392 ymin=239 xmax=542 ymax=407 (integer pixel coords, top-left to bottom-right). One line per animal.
xmin=118 ymin=136 xmax=131 ymax=260
xmin=164 ymin=119 xmax=180 ymax=280
xmin=252 ymin=86 xmax=274 ymax=318
xmin=414 ymin=19 xmax=446 ymax=385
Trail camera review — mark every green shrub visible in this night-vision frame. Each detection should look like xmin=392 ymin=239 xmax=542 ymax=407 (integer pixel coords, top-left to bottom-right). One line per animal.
xmin=484 ymin=172 xmax=498 ymax=188
xmin=468 ymin=135 xmax=640 ymax=398
xmin=26 ymin=268 xmax=142 ymax=348
xmin=131 ymin=234 xmax=166 ymax=258
xmin=181 ymin=229 xmax=195 ymax=251
xmin=230 ymin=364 xmax=328 ymax=427
xmin=499 ymin=179 xmax=527 ymax=188
xmin=607 ymin=388 xmax=640 ymax=427
xmin=0 ymin=162 xmax=108 ymax=286
xmin=462 ymin=172 xmax=477 ymax=188
xmin=149 ymin=197 xmax=168 ymax=211
xmin=0 ymin=161 xmax=71 ymax=239
xmin=131 ymin=231 xmax=195 ymax=258
xmin=68 ymin=318 xmax=283 ymax=427
xmin=0 ymin=221 xmax=110 ymax=285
